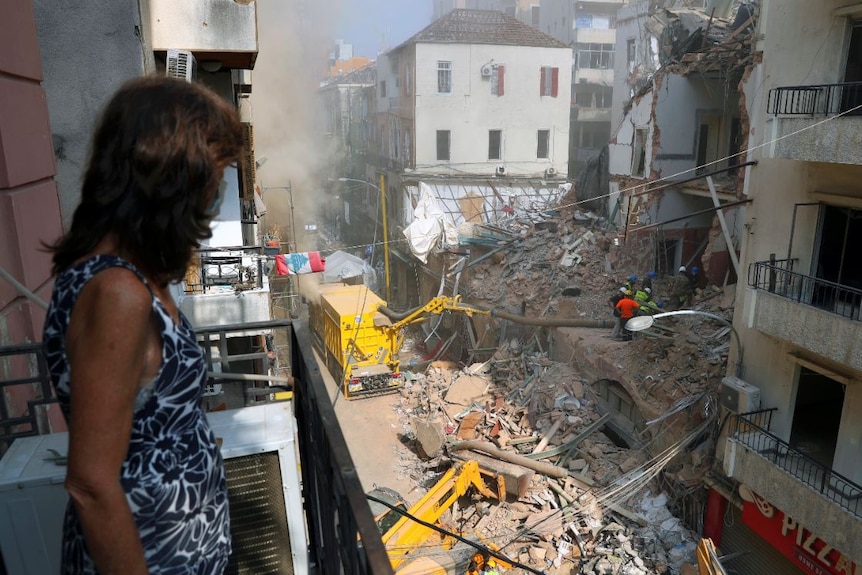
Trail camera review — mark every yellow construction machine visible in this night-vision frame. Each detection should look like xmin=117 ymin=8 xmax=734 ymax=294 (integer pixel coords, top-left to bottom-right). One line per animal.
xmin=309 ymin=284 xmax=488 ymax=399
xmin=367 ymin=460 xmax=513 ymax=575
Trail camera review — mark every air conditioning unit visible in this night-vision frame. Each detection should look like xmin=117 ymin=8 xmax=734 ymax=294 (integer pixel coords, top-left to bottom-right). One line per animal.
xmin=166 ymin=48 xmax=197 ymax=82
xmin=0 ymin=404 xmax=308 ymax=574
xmin=721 ymin=376 xmax=761 ymax=413
xmin=545 ymin=167 xmax=557 ymax=177
xmin=481 ymin=64 xmax=493 ymax=78
xmin=495 ymin=165 xmax=506 ymax=176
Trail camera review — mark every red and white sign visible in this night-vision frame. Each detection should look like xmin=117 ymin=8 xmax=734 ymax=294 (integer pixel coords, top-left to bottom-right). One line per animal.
xmin=742 ymin=492 xmax=858 ymax=575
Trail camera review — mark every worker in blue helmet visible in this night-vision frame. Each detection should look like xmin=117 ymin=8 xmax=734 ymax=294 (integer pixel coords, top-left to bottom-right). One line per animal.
xmin=625 ymin=274 xmax=638 ymax=293
xmin=643 ymin=270 xmax=656 ymax=291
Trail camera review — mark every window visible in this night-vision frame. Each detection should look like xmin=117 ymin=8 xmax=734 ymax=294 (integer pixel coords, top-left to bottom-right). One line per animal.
xmin=491 ymin=65 xmax=505 ymax=96
xmin=540 ymin=66 xmax=559 ymax=97
xmin=627 ymin=38 xmax=637 ymax=71
xmin=577 ymin=86 xmax=613 ymax=109
xmin=379 ymin=80 xmax=386 ymax=98
xmin=537 ymin=130 xmax=550 ymax=159
xmin=576 ymin=43 xmax=615 ymax=69
xmin=436 ymin=130 xmax=450 ymax=161
xmin=632 ymin=128 xmax=648 ymax=177
xmin=575 ymin=13 xmax=616 ymax=29
xmin=437 ymin=61 xmax=452 ymax=93
xmin=405 ymin=63 xmax=413 ymax=95
xmin=531 ymin=5 xmax=540 ymax=27
xmin=488 ymin=130 xmax=502 ymax=160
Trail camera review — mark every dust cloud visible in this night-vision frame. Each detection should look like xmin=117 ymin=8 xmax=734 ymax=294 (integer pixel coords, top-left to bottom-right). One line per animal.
xmin=252 ymin=0 xmax=341 ymax=255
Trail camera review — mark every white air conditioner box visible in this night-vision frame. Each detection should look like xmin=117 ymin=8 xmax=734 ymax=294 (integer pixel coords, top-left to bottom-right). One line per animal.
xmin=481 ymin=64 xmax=493 ymax=77
xmin=721 ymin=376 xmax=761 ymax=413
xmin=0 ymin=403 xmax=307 ymax=574
xmin=166 ymin=48 xmax=197 ymax=82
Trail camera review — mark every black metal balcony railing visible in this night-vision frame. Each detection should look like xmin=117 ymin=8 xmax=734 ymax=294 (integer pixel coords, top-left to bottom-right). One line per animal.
xmin=731 ymin=408 xmax=862 ymax=519
xmin=0 ymin=321 xmax=393 ymax=574
xmin=748 ymin=259 xmax=862 ymax=321
xmin=767 ymin=81 xmax=862 ymax=116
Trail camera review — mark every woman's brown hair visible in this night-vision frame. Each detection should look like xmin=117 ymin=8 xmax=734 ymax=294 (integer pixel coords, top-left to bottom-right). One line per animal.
xmin=50 ymin=76 xmax=244 ymax=282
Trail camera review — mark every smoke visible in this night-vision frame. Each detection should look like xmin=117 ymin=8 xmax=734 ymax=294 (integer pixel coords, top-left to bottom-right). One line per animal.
xmin=252 ymin=0 xmax=341 ymax=254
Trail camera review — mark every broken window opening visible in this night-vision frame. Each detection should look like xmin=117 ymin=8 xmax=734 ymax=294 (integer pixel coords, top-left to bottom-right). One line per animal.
xmin=537 ymin=129 xmax=550 ymax=159
xmin=790 ymin=367 xmax=844 ymax=469
xmin=488 ymin=129 xmax=502 ymax=161
xmin=631 ymin=127 xmax=648 ymax=178
xmin=436 ymin=130 xmax=450 ymax=161
xmin=810 ymin=205 xmax=862 ymax=316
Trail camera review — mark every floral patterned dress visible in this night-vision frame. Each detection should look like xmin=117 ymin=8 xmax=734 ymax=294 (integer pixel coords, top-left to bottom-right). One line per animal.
xmin=43 ymin=255 xmax=231 ymax=574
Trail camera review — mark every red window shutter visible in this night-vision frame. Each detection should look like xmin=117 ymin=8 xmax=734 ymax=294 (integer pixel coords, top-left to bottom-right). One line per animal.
xmin=497 ymin=65 xmax=505 ymax=96
xmin=551 ymin=67 xmax=559 ymax=98
xmin=540 ymin=66 xmax=547 ymax=96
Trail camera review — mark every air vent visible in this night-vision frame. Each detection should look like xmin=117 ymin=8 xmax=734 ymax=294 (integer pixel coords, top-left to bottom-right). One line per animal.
xmin=224 ymin=452 xmax=294 ymax=574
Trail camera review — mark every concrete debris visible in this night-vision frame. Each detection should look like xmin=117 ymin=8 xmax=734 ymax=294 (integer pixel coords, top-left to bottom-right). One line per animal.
xmin=386 ymin=208 xmax=733 ymax=573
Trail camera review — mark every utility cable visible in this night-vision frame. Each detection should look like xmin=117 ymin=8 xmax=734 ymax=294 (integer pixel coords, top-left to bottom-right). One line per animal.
xmin=365 ymin=493 xmax=546 ymax=575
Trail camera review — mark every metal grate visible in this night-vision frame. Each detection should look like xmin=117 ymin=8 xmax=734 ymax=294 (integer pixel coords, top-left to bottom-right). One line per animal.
xmin=224 ymin=452 xmax=294 ymax=575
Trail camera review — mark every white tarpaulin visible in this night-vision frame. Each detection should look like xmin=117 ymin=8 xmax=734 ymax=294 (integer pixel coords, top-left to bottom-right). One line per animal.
xmin=321 ymin=250 xmax=369 ymax=284
xmin=402 ymin=182 xmax=458 ymax=263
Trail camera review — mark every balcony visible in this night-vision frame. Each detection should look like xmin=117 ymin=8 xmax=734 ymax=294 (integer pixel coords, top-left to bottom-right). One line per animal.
xmin=147 ymin=0 xmax=258 ymax=69
xmin=0 ymin=321 xmax=394 ymax=574
xmin=573 ymin=27 xmax=616 ymax=45
xmin=747 ymin=259 xmax=862 ymax=372
xmin=574 ymin=68 xmax=614 ymax=86
xmin=725 ymin=409 xmax=862 ymax=561
xmin=179 ymin=246 xmax=272 ymax=331
xmin=767 ymin=82 xmax=862 ymax=165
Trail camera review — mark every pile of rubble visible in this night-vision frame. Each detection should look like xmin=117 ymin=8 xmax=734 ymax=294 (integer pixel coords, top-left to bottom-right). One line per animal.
xmin=387 ymin=211 xmax=735 ymax=573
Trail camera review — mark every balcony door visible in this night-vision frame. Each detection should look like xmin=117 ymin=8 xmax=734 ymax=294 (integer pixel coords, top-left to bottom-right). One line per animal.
xmin=841 ymin=21 xmax=862 ymax=114
xmin=810 ymin=205 xmax=862 ymax=316
xmin=790 ymin=367 xmax=844 ymax=469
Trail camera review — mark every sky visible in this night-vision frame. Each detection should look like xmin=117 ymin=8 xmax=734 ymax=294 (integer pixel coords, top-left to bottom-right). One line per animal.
xmin=335 ymin=0 xmax=433 ymax=58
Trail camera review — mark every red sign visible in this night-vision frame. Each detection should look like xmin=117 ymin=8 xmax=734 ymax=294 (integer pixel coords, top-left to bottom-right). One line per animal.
xmin=742 ymin=493 xmax=858 ymax=575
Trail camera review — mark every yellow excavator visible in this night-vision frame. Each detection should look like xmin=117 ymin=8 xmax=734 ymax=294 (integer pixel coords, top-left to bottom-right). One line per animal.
xmin=367 ymin=460 xmax=514 ymax=574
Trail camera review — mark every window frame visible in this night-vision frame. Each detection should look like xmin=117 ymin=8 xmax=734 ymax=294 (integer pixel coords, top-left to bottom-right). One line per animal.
xmin=540 ymin=66 xmax=559 ymax=97
xmin=488 ymin=129 xmax=502 ymax=161
xmin=437 ymin=61 xmax=452 ymax=94
xmin=436 ymin=129 xmax=451 ymax=161
xmin=537 ymin=129 xmax=550 ymax=159
xmin=491 ymin=64 xmax=505 ymax=96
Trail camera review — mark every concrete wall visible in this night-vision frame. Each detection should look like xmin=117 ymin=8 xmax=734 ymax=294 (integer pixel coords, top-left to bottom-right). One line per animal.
xmin=771 ymin=116 xmax=862 ymax=165
xmin=413 ymin=42 xmax=571 ymax=176
xmin=609 ymin=90 xmax=652 ymax=176
xmin=33 ymin=1 xmax=146 ymax=228
xmin=611 ymin=0 xmax=653 ymax=142
xmin=148 ymin=0 xmax=257 ymax=55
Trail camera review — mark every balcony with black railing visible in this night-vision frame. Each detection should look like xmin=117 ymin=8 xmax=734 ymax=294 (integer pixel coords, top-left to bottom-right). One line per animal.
xmin=725 ymin=408 xmax=862 ymax=561
xmin=766 ymin=81 xmax=862 ymax=165
xmin=0 ymin=321 xmax=393 ymax=574
xmin=747 ymin=259 xmax=862 ymax=373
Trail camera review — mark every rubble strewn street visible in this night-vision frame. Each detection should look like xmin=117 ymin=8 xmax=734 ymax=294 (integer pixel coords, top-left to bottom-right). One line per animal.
xmin=375 ymin=208 xmax=736 ymax=574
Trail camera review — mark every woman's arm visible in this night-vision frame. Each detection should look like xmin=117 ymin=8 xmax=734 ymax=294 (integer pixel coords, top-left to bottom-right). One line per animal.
xmin=64 ymin=267 xmax=157 ymax=575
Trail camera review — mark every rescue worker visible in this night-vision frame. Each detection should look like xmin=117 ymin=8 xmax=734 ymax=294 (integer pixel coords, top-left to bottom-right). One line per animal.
xmin=673 ymin=266 xmax=694 ymax=308
xmin=608 ymin=286 xmax=627 ymax=339
xmin=625 ymin=274 xmax=638 ymax=293
xmin=643 ymin=270 xmax=656 ymax=291
xmin=614 ymin=290 xmax=640 ymax=340
xmin=635 ymin=287 xmax=661 ymax=314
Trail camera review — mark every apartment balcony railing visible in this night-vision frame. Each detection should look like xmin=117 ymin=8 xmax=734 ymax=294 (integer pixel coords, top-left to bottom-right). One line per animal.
xmin=731 ymin=408 xmax=862 ymax=519
xmin=0 ymin=321 xmax=393 ymax=574
xmin=748 ymin=258 xmax=862 ymax=321
xmin=767 ymin=81 xmax=862 ymax=116
xmin=0 ymin=342 xmax=55 ymax=454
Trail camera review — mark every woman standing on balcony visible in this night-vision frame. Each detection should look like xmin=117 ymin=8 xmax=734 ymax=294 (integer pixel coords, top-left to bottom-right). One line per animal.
xmin=42 ymin=77 xmax=243 ymax=574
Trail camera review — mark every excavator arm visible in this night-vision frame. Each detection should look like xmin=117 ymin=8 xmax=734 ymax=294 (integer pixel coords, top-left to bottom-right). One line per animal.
xmin=378 ymin=295 xmax=491 ymax=334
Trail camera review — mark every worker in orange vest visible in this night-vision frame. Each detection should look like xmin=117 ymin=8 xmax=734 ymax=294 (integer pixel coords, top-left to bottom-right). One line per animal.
xmin=614 ymin=291 xmax=640 ymax=341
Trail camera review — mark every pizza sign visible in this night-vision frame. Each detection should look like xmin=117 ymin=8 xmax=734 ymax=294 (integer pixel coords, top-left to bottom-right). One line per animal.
xmin=742 ymin=493 xmax=858 ymax=575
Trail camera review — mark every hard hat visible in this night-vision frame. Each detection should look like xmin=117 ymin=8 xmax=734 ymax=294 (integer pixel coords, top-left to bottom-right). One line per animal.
xmin=645 ymin=287 xmax=651 ymax=294
xmin=629 ymin=274 xmax=637 ymax=282
xmin=625 ymin=290 xmax=633 ymax=296
xmin=658 ymin=300 xmax=665 ymax=308
xmin=648 ymin=271 xmax=656 ymax=278
xmin=679 ymin=266 xmax=687 ymax=273
xmin=692 ymin=266 xmax=699 ymax=274
xmin=619 ymin=287 xmax=627 ymax=293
